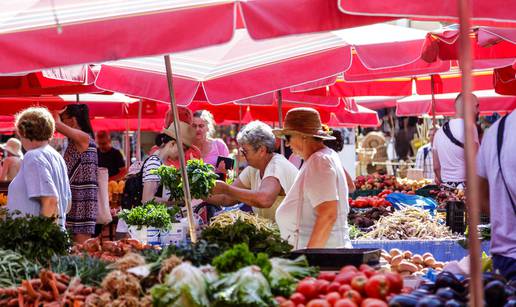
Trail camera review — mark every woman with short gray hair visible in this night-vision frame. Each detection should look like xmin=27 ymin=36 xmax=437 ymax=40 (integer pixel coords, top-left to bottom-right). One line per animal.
xmin=236 ymin=121 xmax=276 ymax=153
xmin=207 ymin=121 xmax=298 ymax=222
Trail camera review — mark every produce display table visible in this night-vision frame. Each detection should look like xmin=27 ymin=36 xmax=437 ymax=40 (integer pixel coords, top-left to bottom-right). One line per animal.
xmin=351 ymin=239 xmax=491 ymax=262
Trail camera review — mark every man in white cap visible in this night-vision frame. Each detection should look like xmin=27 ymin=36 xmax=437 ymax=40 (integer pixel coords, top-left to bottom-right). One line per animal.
xmin=0 ymin=138 xmax=23 ymax=181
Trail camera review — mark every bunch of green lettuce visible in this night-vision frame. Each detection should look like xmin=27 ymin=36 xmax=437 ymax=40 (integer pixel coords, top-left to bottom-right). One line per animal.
xmin=151 ymin=262 xmax=210 ymax=307
xmin=268 ymin=256 xmax=319 ymax=297
xmin=211 ymin=266 xmax=275 ymax=307
xmin=212 ymin=243 xmax=271 ymax=275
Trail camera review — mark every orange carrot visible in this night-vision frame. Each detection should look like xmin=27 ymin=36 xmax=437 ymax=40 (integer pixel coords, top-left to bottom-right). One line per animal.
xmin=22 ymin=280 xmax=38 ymax=299
xmin=6 ymin=298 xmax=18 ymax=307
xmin=47 ymin=273 xmax=59 ymax=300
xmin=17 ymin=287 xmax=24 ymax=307
xmin=34 ymin=294 xmax=41 ymax=306
xmin=38 ymin=290 xmax=53 ymax=301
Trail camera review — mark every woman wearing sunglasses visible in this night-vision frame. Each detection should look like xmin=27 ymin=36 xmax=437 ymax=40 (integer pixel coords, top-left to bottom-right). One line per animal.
xmin=273 ymin=108 xmax=352 ymax=249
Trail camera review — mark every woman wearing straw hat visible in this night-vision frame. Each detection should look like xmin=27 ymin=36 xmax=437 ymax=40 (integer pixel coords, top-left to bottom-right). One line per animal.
xmin=273 ymin=107 xmax=352 ymax=249
xmin=0 ymin=138 xmax=23 ymax=181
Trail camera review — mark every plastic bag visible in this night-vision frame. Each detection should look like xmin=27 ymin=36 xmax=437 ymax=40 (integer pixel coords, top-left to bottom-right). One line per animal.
xmin=386 ymin=193 xmax=438 ymax=216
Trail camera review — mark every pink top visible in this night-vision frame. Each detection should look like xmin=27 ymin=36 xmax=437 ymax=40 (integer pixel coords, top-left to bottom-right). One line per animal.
xmin=203 ymin=138 xmax=229 ymax=167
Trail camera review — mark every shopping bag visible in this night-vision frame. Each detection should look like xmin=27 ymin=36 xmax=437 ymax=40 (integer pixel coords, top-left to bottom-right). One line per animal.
xmin=386 ymin=192 xmax=438 ymax=216
xmin=96 ymin=167 xmax=113 ymax=224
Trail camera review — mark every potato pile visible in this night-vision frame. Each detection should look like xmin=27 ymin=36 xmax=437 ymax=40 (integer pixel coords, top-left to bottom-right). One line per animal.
xmin=381 ymin=249 xmax=446 ymax=277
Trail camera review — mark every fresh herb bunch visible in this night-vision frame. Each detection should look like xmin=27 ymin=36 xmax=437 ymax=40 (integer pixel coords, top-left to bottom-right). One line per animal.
xmin=118 ymin=200 xmax=173 ymax=229
xmin=152 ymin=165 xmax=183 ymax=202
xmin=186 ymin=159 xmax=218 ymax=200
xmin=201 ymin=219 xmax=292 ymax=257
xmin=50 ymin=255 xmax=111 ymax=286
xmin=0 ymin=249 xmax=41 ymax=287
xmin=212 ymin=243 xmax=271 ymax=275
xmin=0 ymin=212 xmax=72 ymax=263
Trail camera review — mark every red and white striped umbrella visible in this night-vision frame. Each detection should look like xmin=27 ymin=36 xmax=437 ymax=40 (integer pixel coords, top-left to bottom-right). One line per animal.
xmin=338 ymin=0 xmax=516 ymax=27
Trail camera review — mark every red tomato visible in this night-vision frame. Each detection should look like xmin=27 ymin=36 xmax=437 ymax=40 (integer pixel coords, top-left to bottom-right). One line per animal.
xmin=350 ymin=275 xmax=368 ymax=294
xmin=328 ymin=282 xmax=341 ymax=293
xmin=280 ymin=300 xmax=296 ymax=307
xmin=318 ymin=272 xmax=336 ymax=282
xmin=359 ymin=264 xmax=376 ymax=278
xmin=296 ymin=279 xmax=319 ymax=301
xmin=276 ymin=296 xmax=288 ymax=304
xmin=384 ymin=272 xmax=403 ymax=294
xmin=338 ymin=284 xmax=352 ymax=295
xmin=306 ymin=299 xmax=331 ymax=307
xmin=290 ymin=292 xmax=306 ymax=305
xmin=325 ymin=292 xmax=341 ymax=306
xmin=342 ymin=289 xmax=362 ymax=305
xmin=339 ymin=265 xmax=359 ymax=274
xmin=360 ymin=298 xmax=388 ymax=307
xmin=364 ymin=275 xmax=390 ymax=300
xmin=334 ymin=298 xmax=358 ymax=307
xmin=335 ymin=271 xmax=363 ymax=285
xmin=315 ymin=279 xmax=330 ymax=294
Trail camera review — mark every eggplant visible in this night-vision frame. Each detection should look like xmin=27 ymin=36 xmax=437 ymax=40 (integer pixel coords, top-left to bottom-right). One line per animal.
xmin=435 ymin=272 xmax=465 ymax=293
xmin=435 ymin=287 xmax=461 ymax=301
xmin=504 ymin=298 xmax=516 ymax=307
xmin=419 ymin=282 xmax=436 ymax=292
xmin=444 ymin=300 xmax=465 ymax=307
xmin=411 ymin=289 xmax=432 ymax=298
xmin=389 ymin=295 xmax=419 ymax=307
xmin=506 ymin=285 xmax=516 ymax=298
xmin=416 ymin=295 xmax=445 ymax=307
xmin=485 ymin=280 xmax=508 ymax=307
xmin=483 ymin=272 xmax=507 ymax=285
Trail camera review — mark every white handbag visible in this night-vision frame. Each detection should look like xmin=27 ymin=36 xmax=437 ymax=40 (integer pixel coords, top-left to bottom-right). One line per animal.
xmin=96 ymin=167 xmax=112 ymax=224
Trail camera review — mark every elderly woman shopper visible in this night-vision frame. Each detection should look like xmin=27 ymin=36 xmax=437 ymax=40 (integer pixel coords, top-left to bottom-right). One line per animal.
xmin=0 ymin=138 xmax=23 ymax=181
xmin=192 ymin=110 xmax=229 ymax=167
xmin=273 ymin=108 xmax=351 ymax=249
xmin=7 ymin=107 xmax=71 ymax=229
xmin=54 ymin=104 xmax=98 ymax=243
xmin=208 ymin=121 xmax=298 ymax=221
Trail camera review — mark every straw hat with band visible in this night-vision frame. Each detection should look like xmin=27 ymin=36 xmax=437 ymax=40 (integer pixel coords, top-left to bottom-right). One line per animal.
xmin=0 ymin=138 xmax=23 ymax=157
xmin=272 ymin=107 xmax=335 ymax=141
xmin=161 ymin=121 xmax=196 ymax=147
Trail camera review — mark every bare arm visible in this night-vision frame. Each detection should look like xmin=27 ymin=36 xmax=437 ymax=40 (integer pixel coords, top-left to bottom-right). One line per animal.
xmin=344 ymin=169 xmax=355 ymax=193
xmin=213 ymin=177 xmax=282 ymax=209
xmin=306 ymin=201 xmax=338 ymax=248
xmin=0 ymin=159 xmax=10 ymax=181
xmin=39 ymin=196 xmax=58 ymax=218
xmin=478 ymin=176 xmax=490 ymax=214
xmin=433 ymin=148 xmax=442 ymax=185
xmin=205 ymin=178 xmax=248 ymax=207
xmin=142 ymin=181 xmax=160 ymax=203
xmin=53 ymin=112 xmax=90 ymax=153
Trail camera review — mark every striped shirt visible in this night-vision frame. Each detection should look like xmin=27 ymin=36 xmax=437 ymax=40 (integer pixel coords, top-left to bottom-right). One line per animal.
xmin=415 ymin=143 xmax=434 ymax=180
xmin=142 ymin=155 xmax=162 ymax=182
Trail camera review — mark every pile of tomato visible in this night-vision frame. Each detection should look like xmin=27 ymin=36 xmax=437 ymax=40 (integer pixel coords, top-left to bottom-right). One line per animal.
xmin=276 ymin=264 xmax=405 ymax=307
xmin=349 ymin=195 xmax=392 ymax=208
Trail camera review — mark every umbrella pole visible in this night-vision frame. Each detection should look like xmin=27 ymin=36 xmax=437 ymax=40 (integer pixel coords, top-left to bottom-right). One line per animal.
xmin=163 ymin=55 xmax=197 ymax=243
xmin=136 ymin=99 xmax=142 ymax=161
xmin=125 ymin=119 xmax=131 ymax=168
xmin=430 ymin=75 xmax=437 ymax=128
xmin=277 ymin=90 xmax=285 ymax=156
xmin=458 ymin=0 xmax=483 ymax=306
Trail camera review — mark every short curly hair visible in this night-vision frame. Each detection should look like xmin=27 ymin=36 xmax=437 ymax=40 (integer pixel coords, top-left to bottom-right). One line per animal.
xmin=15 ymin=107 xmax=55 ymax=141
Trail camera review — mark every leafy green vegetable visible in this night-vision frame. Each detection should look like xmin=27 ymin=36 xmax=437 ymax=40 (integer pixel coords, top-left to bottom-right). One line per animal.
xmin=268 ymin=256 xmax=319 ymax=297
xmin=349 ymin=224 xmax=364 ymax=240
xmin=0 ymin=212 xmax=72 ymax=263
xmin=201 ymin=219 xmax=292 ymax=257
xmin=151 ymin=262 xmax=210 ymax=307
xmin=212 ymin=243 xmax=271 ymax=276
xmin=118 ymin=200 xmax=176 ymax=229
xmin=153 ymin=159 xmax=218 ymax=202
xmin=50 ymin=254 xmax=111 ymax=286
xmin=0 ymin=249 xmax=40 ymax=287
xmin=211 ymin=266 xmax=276 ymax=307
xmin=159 ymin=240 xmax=223 ymax=266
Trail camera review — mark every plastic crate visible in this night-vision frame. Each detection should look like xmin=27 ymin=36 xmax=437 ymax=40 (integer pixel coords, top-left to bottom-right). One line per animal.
xmin=446 ymin=201 xmax=466 ymax=234
xmin=290 ymin=248 xmax=381 ymax=270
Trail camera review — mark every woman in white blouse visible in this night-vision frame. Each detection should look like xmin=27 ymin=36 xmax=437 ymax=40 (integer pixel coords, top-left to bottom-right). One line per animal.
xmin=273 ymin=108 xmax=351 ymax=249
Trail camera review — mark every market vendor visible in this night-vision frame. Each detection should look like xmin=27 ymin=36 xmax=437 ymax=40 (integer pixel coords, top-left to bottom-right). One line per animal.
xmin=207 ymin=121 xmax=298 ymax=221
xmin=273 ymin=107 xmax=351 ymax=249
